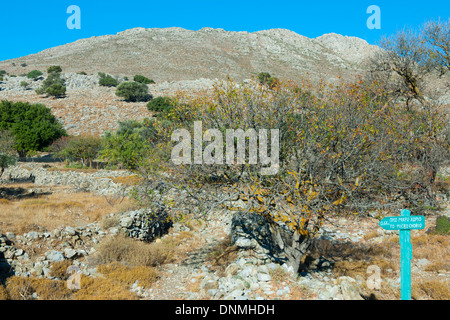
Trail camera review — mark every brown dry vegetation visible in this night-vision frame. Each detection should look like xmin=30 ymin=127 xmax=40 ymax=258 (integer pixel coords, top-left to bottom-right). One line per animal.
xmin=315 ymin=228 xmax=449 ymax=300
xmin=0 ymin=184 xmax=137 ymax=234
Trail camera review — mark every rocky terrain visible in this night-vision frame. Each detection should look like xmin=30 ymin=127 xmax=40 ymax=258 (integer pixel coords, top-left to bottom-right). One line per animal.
xmin=0 ymin=27 xmax=380 ymax=83
xmin=0 ymin=27 xmax=448 ymax=300
xmin=0 ymin=162 xmax=449 ymax=300
xmin=0 ymin=72 xmax=216 ymax=136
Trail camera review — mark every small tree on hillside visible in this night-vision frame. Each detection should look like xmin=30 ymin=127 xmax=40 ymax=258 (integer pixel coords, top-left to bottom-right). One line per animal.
xmin=36 ymin=72 xmax=67 ymax=98
xmin=47 ymin=66 xmax=62 ymax=74
xmin=134 ymin=75 xmax=155 ymax=84
xmin=98 ymin=73 xmax=119 ymax=87
xmin=368 ymin=19 xmax=450 ymax=106
xmin=115 ymin=81 xmax=152 ymax=102
xmin=27 ymin=70 xmax=43 ymax=80
xmin=60 ymin=135 xmax=102 ymax=168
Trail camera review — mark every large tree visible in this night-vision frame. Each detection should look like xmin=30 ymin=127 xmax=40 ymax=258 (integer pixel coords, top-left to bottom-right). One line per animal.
xmin=368 ymin=19 xmax=450 ymax=106
xmin=0 ymin=100 xmax=67 ymax=157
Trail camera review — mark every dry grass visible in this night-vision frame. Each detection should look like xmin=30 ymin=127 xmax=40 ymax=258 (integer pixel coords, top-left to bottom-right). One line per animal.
xmin=72 ymin=274 xmax=138 ymax=300
xmin=110 ymin=175 xmax=144 ymax=187
xmin=412 ymin=279 xmax=450 ymax=300
xmin=92 ymin=234 xmax=176 ymax=267
xmin=50 ymin=260 xmax=74 ymax=280
xmin=3 ymin=276 xmax=72 ymax=300
xmin=97 ymin=262 xmax=158 ymax=288
xmin=0 ymin=184 xmax=138 ymax=234
xmin=205 ymin=235 xmax=238 ymax=276
xmin=328 ymin=229 xmax=449 ymax=300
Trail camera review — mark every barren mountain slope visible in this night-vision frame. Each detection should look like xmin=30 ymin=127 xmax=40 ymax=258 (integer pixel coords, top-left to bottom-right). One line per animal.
xmin=0 ymin=27 xmax=380 ymax=82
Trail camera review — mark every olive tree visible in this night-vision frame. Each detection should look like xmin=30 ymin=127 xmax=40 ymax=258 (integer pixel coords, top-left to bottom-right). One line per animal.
xmin=0 ymin=130 xmax=17 ymax=179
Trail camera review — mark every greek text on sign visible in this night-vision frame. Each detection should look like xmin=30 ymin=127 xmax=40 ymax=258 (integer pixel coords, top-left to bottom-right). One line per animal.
xmin=379 ymin=215 xmax=425 ymax=230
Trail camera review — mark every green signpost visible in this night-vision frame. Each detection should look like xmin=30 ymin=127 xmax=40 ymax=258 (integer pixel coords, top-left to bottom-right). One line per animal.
xmin=379 ymin=209 xmax=425 ymax=300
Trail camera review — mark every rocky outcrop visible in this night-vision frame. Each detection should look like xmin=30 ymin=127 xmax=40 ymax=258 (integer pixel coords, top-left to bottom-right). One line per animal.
xmin=119 ymin=208 xmax=173 ymax=242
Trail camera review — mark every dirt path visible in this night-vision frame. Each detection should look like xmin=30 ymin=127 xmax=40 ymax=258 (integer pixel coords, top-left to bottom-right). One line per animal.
xmin=146 ymin=222 xmax=228 ymax=300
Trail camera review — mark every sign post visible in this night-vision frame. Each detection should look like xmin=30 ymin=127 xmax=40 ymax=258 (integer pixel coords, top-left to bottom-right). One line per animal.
xmin=379 ymin=209 xmax=425 ymax=300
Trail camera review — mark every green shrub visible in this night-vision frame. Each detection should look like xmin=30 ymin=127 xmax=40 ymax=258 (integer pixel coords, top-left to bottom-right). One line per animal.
xmin=257 ymin=72 xmax=279 ymax=88
xmin=45 ymin=83 xmax=66 ymax=98
xmin=98 ymin=73 xmax=119 ymax=87
xmin=20 ymin=81 xmax=29 ymax=88
xmin=435 ymin=216 xmax=450 ymax=235
xmin=27 ymin=70 xmax=43 ymax=80
xmin=115 ymin=82 xmax=151 ymax=102
xmin=99 ymin=120 xmax=160 ymax=170
xmin=0 ymin=100 xmax=67 ymax=157
xmin=134 ymin=75 xmax=155 ymax=84
xmin=47 ymin=66 xmax=62 ymax=74
xmin=147 ymin=96 xmax=172 ymax=114
xmin=60 ymin=135 xmax=102 ymax=168
xmin=36 ymin=72 xmax=66 ymax=98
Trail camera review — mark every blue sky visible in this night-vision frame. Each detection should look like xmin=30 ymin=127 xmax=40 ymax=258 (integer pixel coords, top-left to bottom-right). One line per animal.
xmin=1 ymin=0 xmax=449 ymax=61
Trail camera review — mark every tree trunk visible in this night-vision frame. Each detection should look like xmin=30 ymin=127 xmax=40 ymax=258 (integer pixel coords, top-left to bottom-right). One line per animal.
xmin=272 ymin=225 xmax=313 ymax=274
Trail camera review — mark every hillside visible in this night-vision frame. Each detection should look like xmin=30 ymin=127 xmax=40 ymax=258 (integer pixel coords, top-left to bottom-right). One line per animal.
xmin=0 ymin=27 xmax=380 ymax=82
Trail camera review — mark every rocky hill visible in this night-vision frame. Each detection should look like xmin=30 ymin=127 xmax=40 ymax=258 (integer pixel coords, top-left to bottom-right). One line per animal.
xmin=0 ymin=27 xmax=380 ymax=82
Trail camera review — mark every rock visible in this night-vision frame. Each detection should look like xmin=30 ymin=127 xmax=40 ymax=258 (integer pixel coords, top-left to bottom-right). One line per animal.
xmin=235 ymin=237 xmax=255 ymax=249
xmin=14 ymin=249 xmax=24 ymax=257
xmin=257 ymin=265 xmax=270 ymax=274
xmin=64 ymin=226 xmax=77 ymax=236
xmin=336 ymin=277 xmax=364 ymax=300
xmin=46 ymin=250 xmax=65 ymax=263
xmin=257 ymin=273 xmax=272 ymax=282
xmin=120 ymin=217 xmax=133 ymax=228
xmin=26 ymin=231 xmax=39 ymax=240
xmin=239 ymin=265 xmax=256 ymax=278
xmin=64 ymin=248 xmax=78 ymax=259
xmin=277 ymin=286 xmax=290 ymax=297
xmin=5 ymin=232 xmax=16 ymax=240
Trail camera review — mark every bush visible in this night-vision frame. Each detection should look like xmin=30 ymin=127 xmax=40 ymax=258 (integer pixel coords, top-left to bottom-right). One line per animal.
xmin=20 ymin=81 xmax=29 ymax=88
xmin=115 ymin=81 xmax=151 ymax=102
xmin=99 ymin=119 xmax=164 ymax=170
xmin=27 ymin=70 xmax=43 ymax=80
xmin=0 ymin=100 xmax=67 ymax=157
xmin=257 ymin=72 xmax=279 ymax=88
xmin=147 ymin=96 xmax=172 ymax=114
xmin=98 ymin=73 xmax=119 ymax=87
xmin=59 ymin=135 xmax=102 ymax=168
xmin=36 ymin=72 xmax=66 ymax=98
xmin=45 ymin=83 xmax=66 ymax=98
xmin=134 ymin=75 xmax=155 ymax=84
xmin=47 ymin=66 xmax=62 ymax=74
